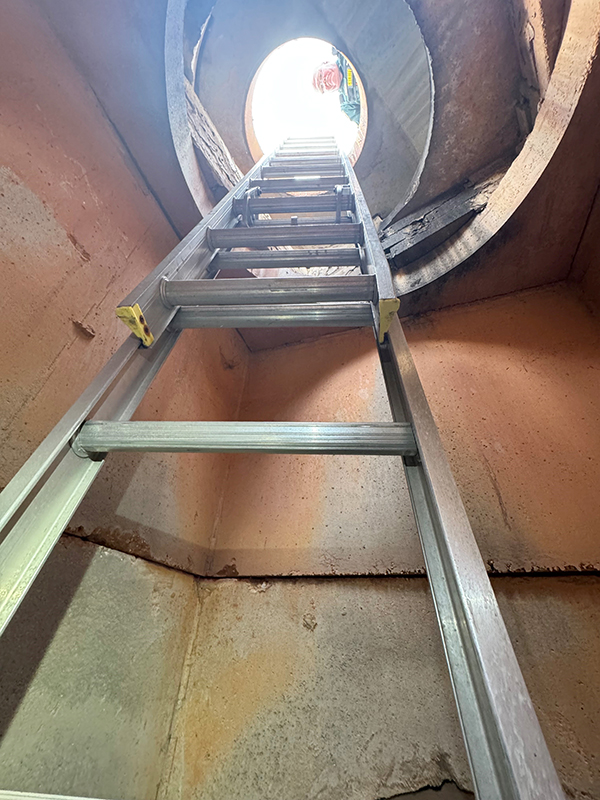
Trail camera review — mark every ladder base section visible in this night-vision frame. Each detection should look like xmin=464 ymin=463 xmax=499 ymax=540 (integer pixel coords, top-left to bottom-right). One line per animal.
xmin=72 ymin=421 xmax=417 ymax=456
xmin=169 ymin=302 xmax=375 ymax=329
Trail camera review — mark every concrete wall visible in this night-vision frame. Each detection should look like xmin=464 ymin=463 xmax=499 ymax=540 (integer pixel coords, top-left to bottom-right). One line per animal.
xmin=31 ymin=0 xmax=204 ymax=234
xmin=403 ymin=283 xmax=600 ymax=573
xmin=1 ymin=538 xmax=598 ymax=799
xmin=0 ymin=536 xmax=196 ymax=799
xmin=69 ymin=284 xmax=600 ymax=579
xmin=0 ymin=0 xmax=248 ymax=565
xmin=571 ymin=184 xmax=600 ymax=312
xmin=209 ymin=328 xmax=420 ymax=577
xmin=0 ymin=0 xmax=173 ymax=488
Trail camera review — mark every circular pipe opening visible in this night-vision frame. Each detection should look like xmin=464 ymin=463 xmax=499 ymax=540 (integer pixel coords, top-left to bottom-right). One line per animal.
xmin=244 ymin=38 xmax=368 ymax=164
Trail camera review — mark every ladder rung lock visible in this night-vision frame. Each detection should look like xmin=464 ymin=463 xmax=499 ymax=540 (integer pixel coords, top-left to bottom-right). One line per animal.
xmin=161 ymin=276 xmax=376 ymax=306
xmin=72 ymin=421 xmax=417 ymax=457
xmin=169 ymin=302 xmax=375 ymax=329
xmin=207 ymin=224 xmax=364 ymax=249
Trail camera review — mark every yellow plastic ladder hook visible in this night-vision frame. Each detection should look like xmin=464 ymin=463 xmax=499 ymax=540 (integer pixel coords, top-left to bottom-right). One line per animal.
xmin=115 ymin=303 xmax=154 ymax=347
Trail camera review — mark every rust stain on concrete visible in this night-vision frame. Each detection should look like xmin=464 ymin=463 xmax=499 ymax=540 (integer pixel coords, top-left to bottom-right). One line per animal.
xmin=404 ymin=284 xmax=600 ymax=572
xmin=163 ymin=582 xmax=315 ymax=795
xmin=180 ymin=643 xmax=303 ymax=787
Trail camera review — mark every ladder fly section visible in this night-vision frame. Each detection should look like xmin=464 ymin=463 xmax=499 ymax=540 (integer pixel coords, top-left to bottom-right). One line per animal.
xmin=0 ymin=137 xmax=565 ymax=800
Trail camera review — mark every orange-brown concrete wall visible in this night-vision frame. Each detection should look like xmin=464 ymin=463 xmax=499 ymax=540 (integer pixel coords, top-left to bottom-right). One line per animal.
xmin=208 ymin=329 xmax=421 ymax=577
xmin=0 ymin=0 xmax=248 ymax=564
xmin=404 ymin=283 xmax=600 ymax=572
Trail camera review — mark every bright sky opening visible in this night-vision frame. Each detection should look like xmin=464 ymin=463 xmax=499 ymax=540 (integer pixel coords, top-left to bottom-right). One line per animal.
xmin=251 ymin=38 xmax=360 ymax=156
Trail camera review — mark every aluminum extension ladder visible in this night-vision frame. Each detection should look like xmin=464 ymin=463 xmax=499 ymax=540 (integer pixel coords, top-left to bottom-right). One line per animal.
xmin=0 ymin=137 xmax=565 ymax=800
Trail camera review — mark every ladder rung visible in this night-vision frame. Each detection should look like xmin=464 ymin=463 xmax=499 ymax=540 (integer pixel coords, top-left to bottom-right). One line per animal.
xmin=212 ymin=248 xmax=362 ymax=270
xmin=250 ymin=216 xmax=354 ymax=227
xmin=277 ymin=148 xmax=339 ymax=156
xmin=262 ymin=165 xmax=346 ymax=177
xmin=269 ymin=157 xmax=342 ymax=167
xmin=161 ymin=276 xmax=376 ymax=306
xmin=73 ymin=421 xmax=417 ymax=456
xmin=169 ymin=302 xmax=374 ymax=329
xmin=284 ymin=136 xmax=336 ymax=142
xmin=249 ymin=177 xmax=349 ymax=193
xmin=207 ymin=223 xmax=364 ymax=249
xmin=232 ymin=194 xmax=354 ymax=215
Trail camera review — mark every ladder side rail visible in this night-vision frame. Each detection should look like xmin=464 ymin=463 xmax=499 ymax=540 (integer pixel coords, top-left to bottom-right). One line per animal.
xmin=0 ymin=791 xmax=110 ymax=800
xmin=0 ymin=330 xmax=181 ymax=637
xmin=341 ymin=153 xmax=399 ymax=341
xmin=0 ymin=148 xmax=273 ymax=539
xmin=116 ymin=153 xmax=269 ymax=344
xmin=382 ymin=316 xmax=565 ymax=800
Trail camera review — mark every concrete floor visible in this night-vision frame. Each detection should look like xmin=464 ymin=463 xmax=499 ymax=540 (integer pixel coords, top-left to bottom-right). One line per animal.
xmin=0 ymin=537 xmax=598 ymax=800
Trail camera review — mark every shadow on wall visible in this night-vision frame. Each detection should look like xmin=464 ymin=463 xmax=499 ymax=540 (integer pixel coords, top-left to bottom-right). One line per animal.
xmin=0 ymin=539 xmax=95 ymax=739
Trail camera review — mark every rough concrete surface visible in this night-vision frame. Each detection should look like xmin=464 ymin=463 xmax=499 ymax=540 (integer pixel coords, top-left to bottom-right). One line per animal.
xmin=159 ymin=575 xmax=600 ymax=800
xmin=0 ymin=545 xmax=598 ymax=800
xmin=389 ymin=0 xmax=523 ymax=219
xmin=159 ymin=577 xmax=472 ymax=800
xmin=210 ymin=329 xmax=422 ymax=577
xmin=495 ymin=576 xmax=600 ymax=800
xmin=0 ymin=0 xmax=178 ymax=485
xmin=69 ymin=327 xmax=249 ymax=575
xmin=0 ymin=536 xmax=197 ymax=799
xmin=404 ymin=284 xmax=600 ymax=573
xmin=571 ymin=184 xmax=600 ymax=312
xmin=31 ymin=0 xmax=203 ymax=235
xmin=394 ymin=0 xmax=600 ymax=317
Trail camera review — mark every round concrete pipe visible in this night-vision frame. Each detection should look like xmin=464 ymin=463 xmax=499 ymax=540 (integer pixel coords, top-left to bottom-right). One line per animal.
xmin=391 ymin=0 xmax=600 ymax=315
xmin=165 ymin=0 xmax=434 ymax=219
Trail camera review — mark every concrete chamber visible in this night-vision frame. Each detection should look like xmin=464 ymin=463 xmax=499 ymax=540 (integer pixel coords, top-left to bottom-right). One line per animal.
xmin=0 ymin=0 xmax=599 ymax=798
